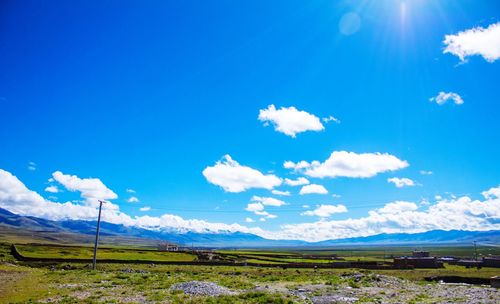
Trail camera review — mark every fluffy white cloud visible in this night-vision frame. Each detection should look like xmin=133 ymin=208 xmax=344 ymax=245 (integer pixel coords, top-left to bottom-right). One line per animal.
xmin=299 ymin=184 xmax=328 ymax=195
xmin=302 ymin=204 xmax=348 ymax=217
xmin=258 ymin=105 xmax=324 ymax=137
xmin=52 ymin=171 xmax=118 ymax=209
xmin=271 ymin=189 xmax=291 ymax=196
xmin=245 ymin=201 xmax=277 ymax=219
xmin=202 ymin=155 xmax=282 ymax=192
xmin=251 ymin=196 xmax=287 ymax=207
xmin=429 ymin=91 xmax=464 ymax=105
xmin=284 ymin=161 xmax=309 ymax=170
xmin=132 ymin=213 xmax=266 ymax=234
xmin=127 ymin=196 xmax=140 ymax=203
xmin=0 ymin=168 xmax=266 ymax=236
xmin=270 ymin=194 xmax=500 ymax=242
xmin=387 ymin=177 xmax=416 ymax=188
xmin=245 ymin=217 xmax=255 ymax=223
xmin=284 ymin=177 xmax=310 ymax=186
xmin=0 ymin=169 xmax=101 ymax=221
xmin=377 ymin=201 xmax=418 ymax=214
xmin=285 ymin=151 xmax=408 ymax=179
xmin=285 ymin=177 xmax=310 ymax=187
xmin=322 ymin=115 xmax=340 ymax=124
xmin=245 ymin=202 xmax=264 ymax=212
xmin=45 ymin=185 xmax=60 ymax=193
xmin=443 ymin=22 xmax=500 ymax=62
xmin=126 ymin=188 xmax=136 ymax=193
xmin=2 ymin=168 xmax=500 ymax=243
xmin=482 ymin=185 xmax=500 ymax=200
xmin=139 ymin=206 xmax=151 ymax=212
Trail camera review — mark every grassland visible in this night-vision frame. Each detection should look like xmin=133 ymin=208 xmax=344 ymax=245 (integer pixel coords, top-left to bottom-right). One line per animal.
xmin=1 ymin=242 xmax=499 ymax=303
xmin=16 ymin=244 xmax=197 ymax=262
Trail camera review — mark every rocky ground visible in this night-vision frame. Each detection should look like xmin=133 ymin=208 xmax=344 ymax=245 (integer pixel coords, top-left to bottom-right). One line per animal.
xmin=170 ymin=281 xmax=237 ymax=296
xmin=159 ymin=273 xmax=499 ymax=303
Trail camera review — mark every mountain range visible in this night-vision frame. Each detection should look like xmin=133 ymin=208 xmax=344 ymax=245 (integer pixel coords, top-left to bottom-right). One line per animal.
xmin=1 ymin=207 xmax=498 ymax=247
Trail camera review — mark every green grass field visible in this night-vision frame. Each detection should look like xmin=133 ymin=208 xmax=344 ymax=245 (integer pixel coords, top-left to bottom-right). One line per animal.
xmin=16 ymin=244 xmax=197 ymax=262
xmin=1 ymin=242 xmax=499 ymax=303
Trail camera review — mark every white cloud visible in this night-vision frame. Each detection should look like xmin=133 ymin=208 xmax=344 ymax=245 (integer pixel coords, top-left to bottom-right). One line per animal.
xmin=132 ymin=213 xmax=266 ymax=234
xmin=387 ymin=177 xmax=416 ymax=188
xmin=271 ymin=189 xmax=291 ymax=196
xmin=284 ymin=161 xmax=309 ymax=170
xmin=420 ymin=170 xmax=433 ymax=175
xmin=429 ymin=91 xmax=464 ymax=105
xmin=0 ymin=168 xmax=267 ymax=236
xmin=52 ymin=171 xmax=118 ymax=209
xmin=256 ymin=210 xmax=276 ymax=219
xmin=0 ymin=169 xmax=102 ymax=221
xmin=258 ymin=104 xmax=324 ymax=137
xmin=272 ymin=194 xmax=500 ymax=242
xmin=332 ymin=194 xmax=341 ymax=198
xmin=285 ymin=151 xmax=409 ymax=179
xmin=245 ymin=202 xmax=264 ymax=212
xmin=28 ymin=162 xmax=36 ymax=171
xmin=251 ymin=196 xmax=287 ymax=207
xmin=443 ymin=22 xmax=500 ymax=62
xmin=302 ymin=204 xmax=310 ymax=209
xmin=202 ymin=155 xmax=282 ymax=193
xmin=245 ymin=217 xmax=255 ymax=223
xmin=2 ymin=168 xmax=500 ymax=243
xmin=482 ymin=185 xmax=500 ymax=200
xmin=44 ymin=185 xmax=60 ymax=193
xmin=302 ymin=204 xmax=348 ymax=217
xmin=127 ymin=196 xmax=140 ymax=203
xmin=284 ymin=177 xmax=310 ymax=186
xmin=245 ymin=202 xmax=277 ymax=219
xmin=377 ymin=201 xmax=418 ymax=214
xmin=126 ymin=188 xmax=136 ymax=193
xmin=299 ymin=184 xmax=328 ymax=195
xmin=322 ymin=115 xmax=340 ymax=124
xmin=139 ymin=206 xmax=151 ymax=212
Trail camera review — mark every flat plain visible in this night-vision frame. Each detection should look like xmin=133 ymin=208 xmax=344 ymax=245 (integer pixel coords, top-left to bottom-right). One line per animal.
xmin=1 ymin=241 xmax=499 ymax=303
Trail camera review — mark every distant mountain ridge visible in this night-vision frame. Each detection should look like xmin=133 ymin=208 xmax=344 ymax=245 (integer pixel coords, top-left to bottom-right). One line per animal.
xmin=1 ymin=207 xmax=498 ymax=247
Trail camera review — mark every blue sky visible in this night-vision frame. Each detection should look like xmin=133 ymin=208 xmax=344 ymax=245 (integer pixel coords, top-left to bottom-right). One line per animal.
xmin=0 ymin=0 xmax=499 ymax=241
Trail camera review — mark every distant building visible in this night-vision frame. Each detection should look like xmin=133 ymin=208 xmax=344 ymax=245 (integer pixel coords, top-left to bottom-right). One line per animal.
xmin=394 ymin=256 xmax=443 ymax=268
xmin=394 ymin=251 xmax=443 ymax=268
xmin=412 ymin=251 xmax=430 ymax=258
xmin=455 ymin=259 xmax=482 ymax=268
xmin=158 ymin=242 xmax=179 ymax=251
xmin=482 ymin=257 xmax=500 ymax=268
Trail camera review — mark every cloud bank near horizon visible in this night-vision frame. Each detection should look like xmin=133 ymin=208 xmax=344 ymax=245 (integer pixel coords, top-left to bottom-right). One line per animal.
xmin=1 ymin=168 xmax=499 ymax=242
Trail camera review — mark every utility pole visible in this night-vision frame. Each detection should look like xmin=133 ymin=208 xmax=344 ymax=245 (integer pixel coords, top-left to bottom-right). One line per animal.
xmin=92 ymin=200 xmax=104 ymax=270
xmin=473 ymin=241 xmax=478 ymax=261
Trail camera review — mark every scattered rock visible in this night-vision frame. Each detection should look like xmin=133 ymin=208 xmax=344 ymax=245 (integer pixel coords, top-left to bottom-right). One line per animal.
xmin=170 ymin=281 xmax=236 ymax=296
xmin=311 ymin=295 xmax=359 ymax=304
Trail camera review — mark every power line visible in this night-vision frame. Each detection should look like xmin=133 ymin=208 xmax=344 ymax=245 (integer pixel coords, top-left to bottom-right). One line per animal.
xmin=128 ymin=192 xmax=473 ymax=214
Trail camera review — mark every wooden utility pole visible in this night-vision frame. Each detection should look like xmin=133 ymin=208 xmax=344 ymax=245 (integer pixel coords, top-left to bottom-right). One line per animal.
xmin=473 ymin=241 xmax=478 ymax=261
xmin=92 ymin=200 xmax=104 ymax=270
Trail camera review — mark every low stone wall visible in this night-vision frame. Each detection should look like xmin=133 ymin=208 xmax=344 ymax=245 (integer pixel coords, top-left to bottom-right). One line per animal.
xmin=10 ymin=244 xmax=396 ymax=270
